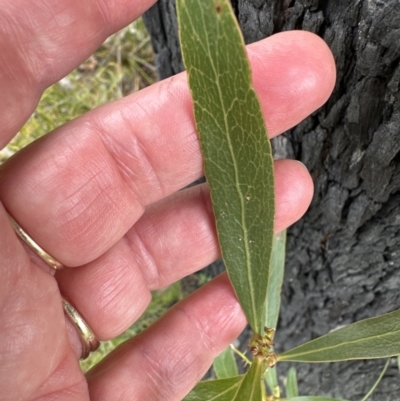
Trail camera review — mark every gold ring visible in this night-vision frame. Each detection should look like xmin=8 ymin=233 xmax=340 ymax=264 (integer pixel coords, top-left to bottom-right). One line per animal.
xmin=8 ymin=214 xmax=64 ymax=270
xmin=62 ymin=297 xmax=100 ymax=360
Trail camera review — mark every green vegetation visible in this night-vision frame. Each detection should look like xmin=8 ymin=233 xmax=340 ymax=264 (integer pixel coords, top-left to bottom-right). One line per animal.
xmin=177 ymin=0 xmax=275 ymax=337
xmin=1 ymin=18 xmax=156 ymax=161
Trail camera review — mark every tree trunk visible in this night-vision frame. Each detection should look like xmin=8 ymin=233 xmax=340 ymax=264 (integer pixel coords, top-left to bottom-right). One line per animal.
xmin=143 ymin=1 xmax=400 ymax=399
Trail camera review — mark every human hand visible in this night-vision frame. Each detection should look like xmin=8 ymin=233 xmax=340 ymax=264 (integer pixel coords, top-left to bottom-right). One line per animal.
xmin=0 ymin=1 xmax=335 ymax=400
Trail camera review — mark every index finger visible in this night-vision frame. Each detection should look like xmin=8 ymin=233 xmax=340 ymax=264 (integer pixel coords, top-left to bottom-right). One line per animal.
xmin=0 ymin=0 xmax=156 ymax=146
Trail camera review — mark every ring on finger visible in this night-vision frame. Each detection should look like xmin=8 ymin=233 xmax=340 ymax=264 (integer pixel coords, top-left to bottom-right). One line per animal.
xmin=62 ymin=297 xmax=100 ymax=360
xmin=8 ymin=213 xmax=64 ymax=270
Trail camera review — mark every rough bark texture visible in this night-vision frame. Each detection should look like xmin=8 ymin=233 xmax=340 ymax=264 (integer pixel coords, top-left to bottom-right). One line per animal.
xmin=143 ymin=1 xmax=400 ymax=399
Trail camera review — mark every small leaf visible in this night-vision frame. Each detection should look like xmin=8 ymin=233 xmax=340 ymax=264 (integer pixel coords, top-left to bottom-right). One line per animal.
xmin=183 ymin=376 xmax=243 ymax=401
xmin=265 ymin=367 xmax=280 ymax=398
xmin=233 ymin=357 xmax=265 ymax=400
xmin=213 ymin=346 xmax=239 ymax=379
xmin=184 ymin=359 xmax=265 ymax=401
xmin=397 ymin=355 xmax=400 ymax=373
xmin=286 ymin=367 xmax=299 ymax=398
xmin=263 ymin=231 xmax=287 ymax=330
xmin=177 ymin=0 xmax=275 ymax=335
xmin=282 ymin=396 xmax=346 ymax=401
xmin=263 ymin=232 xmax=286 ymax=398
xmin=278 ymin=309 xmax=400 ymax=362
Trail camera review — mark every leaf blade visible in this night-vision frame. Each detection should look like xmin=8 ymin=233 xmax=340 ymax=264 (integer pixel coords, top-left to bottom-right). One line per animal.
xmin=233 ymin=357 xmax=265 ymax=401
xmin=183 ymin=377 xmax=244 ymax=401
xmin=278 ymin=309 xmax=400 ymax=362
xmin=263 ymin=231 xmax=287 ymax=330
xmin=184 ymin=359 xmax=265 ymax=401
xmin=213 ymin=346 xmax=239 ymax=379
xmin=177 ymin=0 xmax=275 ymax=335
xmin=265 ymin=367 xmax=280 ymax=398
xmin=286 ymin=367 xmax=299 ymax=398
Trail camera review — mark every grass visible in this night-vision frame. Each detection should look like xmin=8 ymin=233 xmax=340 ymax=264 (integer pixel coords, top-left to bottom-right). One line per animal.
xmin=0 ymin=18 xmax=187 ymax=371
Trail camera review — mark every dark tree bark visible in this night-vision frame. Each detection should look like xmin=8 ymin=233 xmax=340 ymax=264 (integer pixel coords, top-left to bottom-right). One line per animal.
xmin=143 ymin=1 xmax=400 ymax=399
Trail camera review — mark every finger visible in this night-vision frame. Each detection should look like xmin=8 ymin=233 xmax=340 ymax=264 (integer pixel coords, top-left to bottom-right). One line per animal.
xmin=0 ymin=203 xmax=88 ymax=400
xmin=0 ymin=202 xmax=53 ymax=397
xmin=0 ymin=31 xmax=335 ymax=267
xmin=56 ymin=159 xmax=313 ymax=340
xmin=0 ymin=0 xmax=157 ymax=145
xmin=247 ymin=31 xmax=336 ymax=135
xmin=86 ymin=274 xmax=247 ymax=401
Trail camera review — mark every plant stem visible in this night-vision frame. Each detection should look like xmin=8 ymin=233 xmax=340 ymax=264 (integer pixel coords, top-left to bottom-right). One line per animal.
xmin=360 ymin=358 xmax=390 ymax=401
xmin=230 ymin=344 xmax=252 ymax=366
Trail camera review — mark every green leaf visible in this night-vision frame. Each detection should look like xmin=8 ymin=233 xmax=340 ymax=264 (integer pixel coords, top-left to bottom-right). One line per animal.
xmin=278 ymin=309 xmax=400 ymax=362
xmin=265 ymin=367 xmax=280 ymax=398
xmin=213 ymin=346 xmax=239 ymax=379
xmin=263 ymin=230 xmax=286 ymax=328
xmin=264 ymin=230 xmax=286 ymax=328
xmin=284 ymin=396 xmax=346 ymax=401
xmin=233 ymin=357 xmax=265 ymax=400
xmin=184 ymin=358 xmax=265 ymax=401
xmin=263 ymin=230 xmax=287 ymax=330
xmin=183 ymin=376 xmax=243 ymax=401
xmin=263 ymin=232 xmax=286 ymax=398
xmin=286 ymin=367 xmax=299 ymax=398
xmin=177 ymin=0 xmax=275 ymax=335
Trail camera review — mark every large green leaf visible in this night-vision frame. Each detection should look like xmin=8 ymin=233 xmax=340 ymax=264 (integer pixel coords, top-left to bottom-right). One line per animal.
xmin=177 ymin=0 xmax=275 ymax=335
xmin=263 ymin=230 xmax=287 ymax=330
xmin=278 ymin=309 xmax=400 ymax=362
xmin=213 ymin=346 xmax=239 ymax=379
xmin=184 ymin=358 xmax=265 ymax=401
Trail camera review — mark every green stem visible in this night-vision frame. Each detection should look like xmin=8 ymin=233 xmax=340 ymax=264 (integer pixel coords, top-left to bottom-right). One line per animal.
xmin=360 ymin=358 xmax=390 ymax=401
xmin=230 ymin=344 xmax=252 ymax=366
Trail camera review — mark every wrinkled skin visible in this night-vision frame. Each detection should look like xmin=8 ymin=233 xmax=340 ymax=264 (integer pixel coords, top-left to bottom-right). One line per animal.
xmin=0 ymin=1 xmax=335 ymax=400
